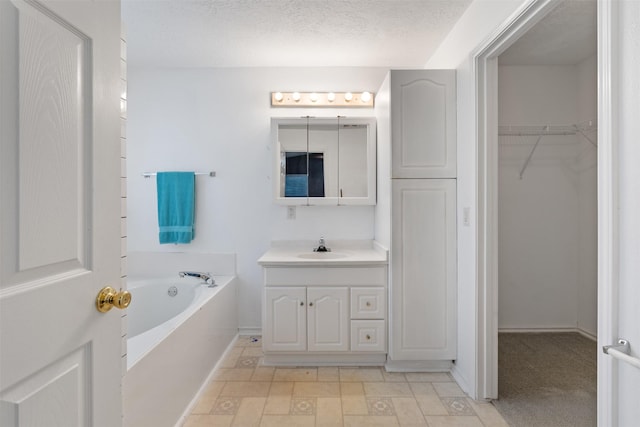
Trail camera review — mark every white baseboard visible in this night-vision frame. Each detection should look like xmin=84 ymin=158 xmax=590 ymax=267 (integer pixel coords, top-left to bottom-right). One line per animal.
xmin=577 ymin=328 xmax=597 ymax=341
xmin=238 ymin=327 xmax=262 ymax=336
xmin=450 ymin=364 xmax=474 ymax=399
xmin=384 ymin=359 xmax=452 ymax=372
xmin=263 ymin=353 xmax=386 ymax=366
xmin=498 ymin=327 xmax=597 ymax=341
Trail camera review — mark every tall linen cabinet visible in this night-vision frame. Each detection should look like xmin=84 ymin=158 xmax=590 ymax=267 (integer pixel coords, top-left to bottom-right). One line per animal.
xmin=376 ymin=70 xmax=457 ymax=370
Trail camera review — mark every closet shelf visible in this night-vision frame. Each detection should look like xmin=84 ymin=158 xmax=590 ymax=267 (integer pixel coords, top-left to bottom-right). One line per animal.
xmin=499 ymin=121 xmax=597 ymax=180
xmin=498 ymin=122 xmax=597 ymax=137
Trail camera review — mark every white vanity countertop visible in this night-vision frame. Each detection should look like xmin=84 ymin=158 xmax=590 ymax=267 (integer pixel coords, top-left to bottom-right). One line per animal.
xmin=258 ymin=240 xmax=388 ymax=266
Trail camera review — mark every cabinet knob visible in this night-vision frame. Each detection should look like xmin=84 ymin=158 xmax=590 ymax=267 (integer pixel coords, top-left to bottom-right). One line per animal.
xmin=300 ymin=301 xmax=304 ymax=306
xmin=309 ymin=302 xmax=313 ymax=307
xmin=366 ymin=301 xmax=371 ymax=307
xmin=366 ymin=334 xmax=371 ymax=340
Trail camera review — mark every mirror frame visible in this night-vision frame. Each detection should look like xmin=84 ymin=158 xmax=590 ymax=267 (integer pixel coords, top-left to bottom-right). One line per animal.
xmin=272 ymin=117 xmax=376 ymax=206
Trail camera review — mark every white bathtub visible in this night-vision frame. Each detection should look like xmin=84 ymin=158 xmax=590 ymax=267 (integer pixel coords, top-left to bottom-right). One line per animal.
xmin=123 ymin=252 xmax=238 ymax=427
xmin=126 ymin=276 xmax=235 ymax=369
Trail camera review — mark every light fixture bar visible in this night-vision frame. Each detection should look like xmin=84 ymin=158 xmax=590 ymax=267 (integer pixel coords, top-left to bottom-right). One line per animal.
xmin=271 ymin=91 xmax=374 ymax=107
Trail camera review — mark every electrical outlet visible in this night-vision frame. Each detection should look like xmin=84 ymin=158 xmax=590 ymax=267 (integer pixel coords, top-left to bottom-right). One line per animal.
xmin=287 ymin=206 xmax=296 ymax=220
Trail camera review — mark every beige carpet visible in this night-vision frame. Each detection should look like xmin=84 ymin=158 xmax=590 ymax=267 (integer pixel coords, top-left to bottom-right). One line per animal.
xmin=492 ymin=332 xmax=597 ymax=427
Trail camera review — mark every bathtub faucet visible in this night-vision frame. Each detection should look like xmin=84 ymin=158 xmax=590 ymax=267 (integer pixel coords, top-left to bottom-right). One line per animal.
xmin=178 ymin=271 xmax=216 ymax=287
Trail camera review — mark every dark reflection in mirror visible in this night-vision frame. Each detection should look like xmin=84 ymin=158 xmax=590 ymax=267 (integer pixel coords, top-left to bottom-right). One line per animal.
xmin=283 ymin=152 xmax=325 ymax=197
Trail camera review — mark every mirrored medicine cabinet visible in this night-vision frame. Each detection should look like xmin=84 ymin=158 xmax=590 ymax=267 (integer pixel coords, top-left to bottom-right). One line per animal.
xmin=272 ymin=117 xmax=376 ymax=206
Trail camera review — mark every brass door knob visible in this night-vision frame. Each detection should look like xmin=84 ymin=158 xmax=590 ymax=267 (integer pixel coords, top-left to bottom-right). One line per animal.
xmin=96 ymin=286 xmax=132 ymax=313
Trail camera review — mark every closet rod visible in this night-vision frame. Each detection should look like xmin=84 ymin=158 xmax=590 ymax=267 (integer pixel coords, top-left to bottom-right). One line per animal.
xmin=142 ymin=171 xmax=216 ymax=178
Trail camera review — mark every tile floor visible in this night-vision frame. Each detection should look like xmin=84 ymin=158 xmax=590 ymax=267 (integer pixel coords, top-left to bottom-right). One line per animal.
xmin=183 ymin=336 xmax=509 ymax=427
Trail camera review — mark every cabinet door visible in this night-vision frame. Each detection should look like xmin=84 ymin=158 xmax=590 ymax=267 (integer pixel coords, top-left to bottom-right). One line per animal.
xmin=307 ymin=287 xmax=349 ymax=352
xmin=264 ymin=287 xmax=306 ymax=351
xmin=391 ymin=70 xmax=456 ymax=178
xmin=391 ymin=179 xmax=456 ymax=360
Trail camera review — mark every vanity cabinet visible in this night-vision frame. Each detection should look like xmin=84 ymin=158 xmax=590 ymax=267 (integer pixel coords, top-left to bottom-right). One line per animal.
xmin=264 ymin=287 xmax=349 ymax=352
xmin=261 ymin=264 xmax=388 ymax=365
xmin=390 ymin=70 xmax=456 ymax=178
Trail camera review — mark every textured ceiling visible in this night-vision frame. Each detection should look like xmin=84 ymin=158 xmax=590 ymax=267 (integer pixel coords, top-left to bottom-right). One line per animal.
xmin=499 ymin=0 xmax=596 ymax=66
xmin=122 ymin=0 xmax=472 ymax=68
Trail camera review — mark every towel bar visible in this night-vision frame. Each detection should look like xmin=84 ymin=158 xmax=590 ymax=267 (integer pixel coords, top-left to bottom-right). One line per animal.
xmin=603 ymin=339 xmax=640 ymax=370
xmin=143 ymin=171 xmax=216 ymax=178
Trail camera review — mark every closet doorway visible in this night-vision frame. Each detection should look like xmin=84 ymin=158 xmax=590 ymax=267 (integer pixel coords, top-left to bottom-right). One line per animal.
xmin=493 ymin=1 xmax=597 ymax=425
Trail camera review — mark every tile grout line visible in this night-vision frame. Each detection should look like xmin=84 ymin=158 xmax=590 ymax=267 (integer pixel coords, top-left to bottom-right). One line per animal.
xmin=194 ymin=340 xmax=501 ymax=426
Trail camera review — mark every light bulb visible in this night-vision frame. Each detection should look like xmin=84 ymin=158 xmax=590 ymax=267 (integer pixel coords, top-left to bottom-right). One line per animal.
xmin=361 ymin=91 xmax=371 ymax=102
xmin=274 ymin=92 xmax=283 ymax=102
xmin=327 ymin=92 xmax=336 ymax=102
xmin=344 ymin=92 xmax=353 ymax=102
xmin=292 ymin=92 xmax=301 ymax=102
xmin=310 ymin=92 xmax=318 ymax=102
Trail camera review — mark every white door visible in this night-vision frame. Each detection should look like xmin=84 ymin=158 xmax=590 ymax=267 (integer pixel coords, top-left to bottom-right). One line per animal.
xmin=599 ymin=1 xmax=640 ymax=424
xmin=0 ymin=0 xmax=122 ymax=426
xmin=264 ymin=287 xmax=307 ymax=351
xmin=307 ymin=287 xmax=349 ymax=352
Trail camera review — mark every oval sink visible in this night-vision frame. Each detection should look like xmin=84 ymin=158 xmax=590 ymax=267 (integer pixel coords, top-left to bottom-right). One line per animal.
xmin=297 ymin=252 xmax=348 ymax=260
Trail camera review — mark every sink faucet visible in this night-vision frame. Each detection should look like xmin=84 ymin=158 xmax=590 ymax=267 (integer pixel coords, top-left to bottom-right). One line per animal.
xmin=314 ymin=237 xmax=331 ymax=252
xmin=179 ymin=271 xmax=216 ymax=287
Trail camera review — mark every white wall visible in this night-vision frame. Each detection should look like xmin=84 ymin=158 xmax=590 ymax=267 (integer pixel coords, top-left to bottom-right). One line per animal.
xmin=126 ymin=67 xmax=387 ymax=331
xmin=497 ymin=64 xmax=596 ymax=334
xmin=374 ymin=73 xmax=391 ymax=250
xmin=424 ymin=0 xmax=532 ymax=397
xmin=575 ymin=54 xmax=597 ymax=337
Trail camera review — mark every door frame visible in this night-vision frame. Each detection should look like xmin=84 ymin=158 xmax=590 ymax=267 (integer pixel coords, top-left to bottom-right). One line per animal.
xmin=473 ymin=0 xmax=617 ymax=424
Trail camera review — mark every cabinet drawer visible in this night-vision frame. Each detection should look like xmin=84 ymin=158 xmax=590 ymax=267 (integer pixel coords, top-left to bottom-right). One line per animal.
xmin=350 ymin=320 xmax=385 ymax=352
xmin=350 ymin=287 xmax=385 ymax=319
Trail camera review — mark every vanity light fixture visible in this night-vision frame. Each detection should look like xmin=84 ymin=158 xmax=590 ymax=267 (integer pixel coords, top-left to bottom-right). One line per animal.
xmin=270 ymin=91 xmax=374 ymax=107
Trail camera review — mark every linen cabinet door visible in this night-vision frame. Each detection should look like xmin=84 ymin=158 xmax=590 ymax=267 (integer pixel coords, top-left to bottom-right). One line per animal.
xmin=391 ymin=70 xmax=456 ymax=178
xmin=307 ymin=287 xmax=349 ymax=352
xmin=390 ymin=179 xmax=457 ymax=360
xmin=264 ymin=287 xmax=306 ymax=351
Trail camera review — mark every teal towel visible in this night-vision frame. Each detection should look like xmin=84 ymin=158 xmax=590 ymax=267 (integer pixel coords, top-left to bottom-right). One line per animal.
xmin=157 ymin=172 xmax=195 ymax=244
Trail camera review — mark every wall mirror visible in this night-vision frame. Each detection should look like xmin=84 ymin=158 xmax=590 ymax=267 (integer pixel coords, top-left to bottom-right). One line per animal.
xmin=272 ymin=117 xmax=376 ymax=205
